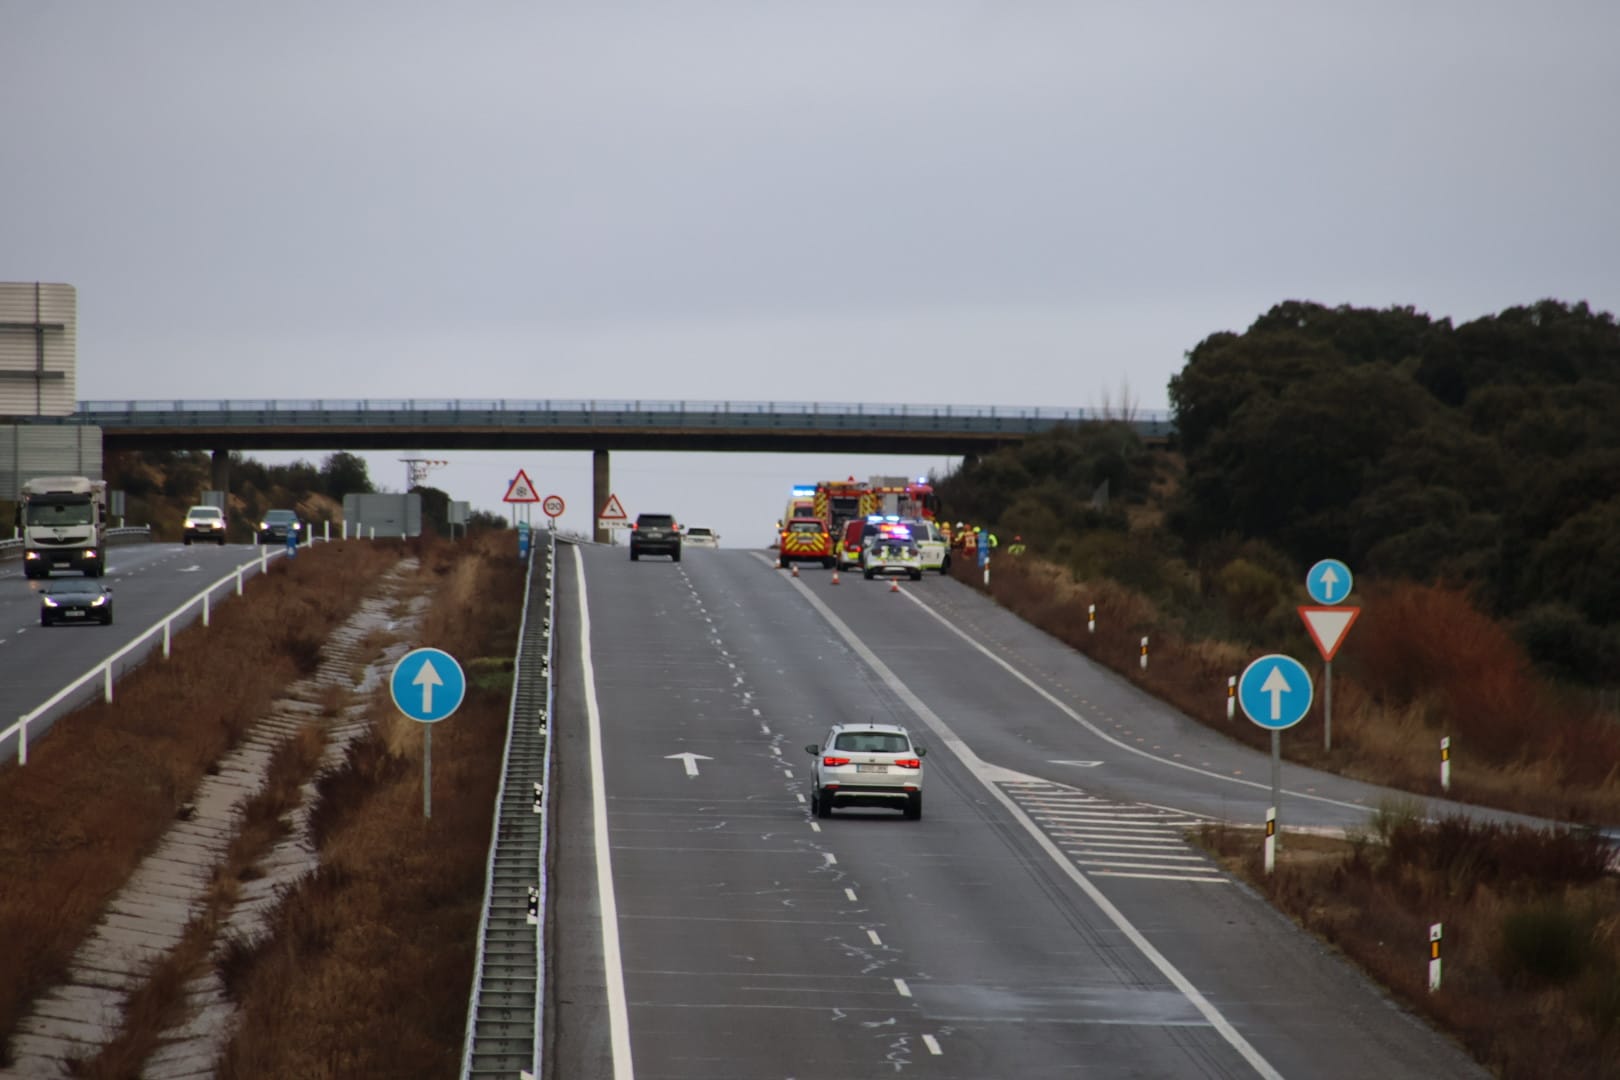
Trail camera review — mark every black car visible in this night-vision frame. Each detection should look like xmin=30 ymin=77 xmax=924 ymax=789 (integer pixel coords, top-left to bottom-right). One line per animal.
xmin=40 ymin=579 xmax=114 ymax=626
xmin=630 ymin=513 xmax=682 ymax=562
xmin=256 ymin=508 xmax=304 ymax=544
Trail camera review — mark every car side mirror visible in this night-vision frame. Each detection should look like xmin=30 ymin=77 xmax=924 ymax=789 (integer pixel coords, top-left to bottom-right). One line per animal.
xmin=804 ymin=744 xmax=820 ymax=756
xmin=915 ymin=746 xmax=927 ymax=757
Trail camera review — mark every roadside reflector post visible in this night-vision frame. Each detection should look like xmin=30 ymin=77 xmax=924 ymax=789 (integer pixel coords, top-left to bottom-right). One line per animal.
xmin=1088 ymin=604 xmax=1096 ymax=634
xmin=1264 ymin=806 xmax=1276 ymax=875
xmin=341 ymin=520 xmax=349 ymax=540
xmin=104 ymin=664 xmax=114 ymax=704
xmin=261 ymin=548 xmax=268 ymax=573
xmin=1440 ymin=736 xmax=1451 ymax=793
xmin=983 ymin=561 xmax=990 ymax=587
xmin=235 ymin=568 xmax=244 ymax=596
xmin=533 ymin=782 xmax=543 ymax=814
xmin=1227 ymin=676 xmax=1236 ymax=720
xmin=17 ymin=719 xmax=27 ymax=764
xmin=163 ymin=620 xmax=172 ymax=659
xmin=324 ymin=520 xmax=331 ymax=542
xmin=369 ymin=526 xmax=376 ymax=541
xmin=1139 ymin=636 xmax=1149 ymax=670
xmin=203 ymin=592 xmax=211 ymax=628
xmin=1429 ymin=923 xmax=1443 ymax=991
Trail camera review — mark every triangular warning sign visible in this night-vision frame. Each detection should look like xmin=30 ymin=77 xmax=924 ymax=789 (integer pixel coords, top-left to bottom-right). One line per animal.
xmin=597 ymin=493 xmax=628 ymax=521
xmin=1299 ymin=606 xmax=1360 ymax=662
xmin=503 ymin=469 xmax=540 ymax=503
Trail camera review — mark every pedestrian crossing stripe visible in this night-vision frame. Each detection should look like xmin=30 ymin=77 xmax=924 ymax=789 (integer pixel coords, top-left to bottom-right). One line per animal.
xmin=999 ymin=781 xmax=1228 ymax=885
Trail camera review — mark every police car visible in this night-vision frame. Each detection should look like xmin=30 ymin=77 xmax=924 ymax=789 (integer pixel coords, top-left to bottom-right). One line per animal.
xmin=904 ymin=519 xmax=950 ymax=574
xmin=861 ymin=521 xmax=923 ymax=581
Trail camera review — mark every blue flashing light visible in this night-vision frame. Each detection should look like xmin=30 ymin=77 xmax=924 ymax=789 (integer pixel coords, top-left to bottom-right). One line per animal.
xmin=791 ymin=485 xmax=816 ymax=497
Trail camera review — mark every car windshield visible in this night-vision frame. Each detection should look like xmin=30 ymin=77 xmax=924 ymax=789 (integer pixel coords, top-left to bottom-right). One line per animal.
xmin=638 ymin=515 xmax=674 ymax=528
xmin=189 ymin=508 xmax=222 ymax=520
xmin=834 ymin=732 xmax=910 ymax=753
xmin=264 ymin=511 xmax=297 ymax=522
xmin=789 ymin=521 xmax=823 ymax=533
xmin=47 ymin=581 xmax=103 ymax=596
xmin=687 ymin=528 xmax=711 ymax=537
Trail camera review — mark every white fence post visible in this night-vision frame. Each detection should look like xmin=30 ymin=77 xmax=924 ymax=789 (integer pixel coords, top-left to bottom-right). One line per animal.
xmin=203 ymin=591 xmax=211 ymax=627
xmin=17 ymin=720 xmax=27 ymax=764
xmin=236 ymin=568 xmax=244 ymax=596
xmin=163 ymin=620 xmax=172 ymax=658
xmin=104 ymin=664 xmax=114 ymax=704
xmin=324 ymin=520 xmax=331 ymax=542
xmin=261 ymin=548 xmax=268 ymax=573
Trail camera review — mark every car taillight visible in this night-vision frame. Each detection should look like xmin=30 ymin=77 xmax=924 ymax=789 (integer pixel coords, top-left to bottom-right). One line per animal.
xmin=822 ymin=755 xmax=851 ymax=767
xmin=894 ymin=758 xmax=921 ymax=769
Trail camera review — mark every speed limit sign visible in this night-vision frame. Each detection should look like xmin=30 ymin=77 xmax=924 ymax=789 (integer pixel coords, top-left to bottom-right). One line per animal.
xmin=542 ymin=494 xmax=565 ymax=518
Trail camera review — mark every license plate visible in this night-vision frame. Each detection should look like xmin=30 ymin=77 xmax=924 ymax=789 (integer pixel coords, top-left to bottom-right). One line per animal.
xmin=64 ymin=610 xmax=86 ymax=618
xmin=856 ymin=764 xmax=886 ymax=773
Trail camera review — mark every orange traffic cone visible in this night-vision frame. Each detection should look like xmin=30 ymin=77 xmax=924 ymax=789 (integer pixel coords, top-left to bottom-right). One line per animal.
xmin=889 ymin=579 xmax=900 ymax=593
xmin=791 ymin=564 xmax=799 ymax=578
xmin=830 ymin=569 xmax=841 ymax=585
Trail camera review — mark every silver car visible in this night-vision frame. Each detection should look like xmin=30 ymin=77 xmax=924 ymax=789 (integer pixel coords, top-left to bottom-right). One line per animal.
xmin=805 ymin=722 xmax=927 ymax=819
xmin=683 ymin=526 xmax=719 ymax=549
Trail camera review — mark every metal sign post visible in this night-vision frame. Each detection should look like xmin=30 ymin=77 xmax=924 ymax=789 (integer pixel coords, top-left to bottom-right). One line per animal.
xmin=1302 ymin=559 xmax=1357 ymax=752
xmin=389 ymin=647 xmax=468 ymax=819
xmin=1238 ymin=653 xmax=1314 ymax=870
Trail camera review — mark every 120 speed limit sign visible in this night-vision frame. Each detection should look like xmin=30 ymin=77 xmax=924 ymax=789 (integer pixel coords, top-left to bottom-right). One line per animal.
xmin=542 ymin=494 xmax=565 ymax=517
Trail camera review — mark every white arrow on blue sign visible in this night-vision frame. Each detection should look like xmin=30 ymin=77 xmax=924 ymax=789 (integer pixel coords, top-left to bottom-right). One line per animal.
xmin=1306 ymin=558 xmax=1353 ymax=605
xmin=1238 ymin=654 xmax=1314 ymax=731
xmin=390 ymin=647 xmax=467 ymax=723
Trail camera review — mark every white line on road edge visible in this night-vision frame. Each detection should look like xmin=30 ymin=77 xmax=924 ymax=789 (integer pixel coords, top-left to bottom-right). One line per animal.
xmin=893 ymin=978 xmax=912 ymax=998
xmin=769 ymin=557 xmax=1285 ymax=1080
xmin=574 ymin=546 xmax=636 ymax=1080
xmin=922 ymin=1034 xmax=943 ymax=1055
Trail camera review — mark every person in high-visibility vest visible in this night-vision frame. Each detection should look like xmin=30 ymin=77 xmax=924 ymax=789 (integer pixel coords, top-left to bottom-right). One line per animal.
xmin=1007 ymin=535 xmax=1026 ymax=555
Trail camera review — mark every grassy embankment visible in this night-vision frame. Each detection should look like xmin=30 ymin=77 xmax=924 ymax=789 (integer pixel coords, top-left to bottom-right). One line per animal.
xmin=214 ymin=529 xmax=524 ymax=1079
xmin=951 ymin=550 xmax=1620 ymax=1076
xmin=0 ymin=540 xmax=401 ymax=1055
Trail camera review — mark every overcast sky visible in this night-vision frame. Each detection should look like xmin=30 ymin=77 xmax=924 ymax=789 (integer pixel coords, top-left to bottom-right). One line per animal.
xmin=5 ymin=2 xmax=1618 ymax=545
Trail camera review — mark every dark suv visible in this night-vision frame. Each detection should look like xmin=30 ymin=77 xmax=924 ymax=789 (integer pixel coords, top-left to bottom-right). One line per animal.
xmin=630 ymin=513 xmax=681 ymax=562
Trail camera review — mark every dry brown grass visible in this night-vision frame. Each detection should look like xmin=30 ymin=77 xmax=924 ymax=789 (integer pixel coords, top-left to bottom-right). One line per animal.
xmin=1198 ymin=817 xmax=1620 ymax=1079
xmin=0 ymin=540 xmax=399 ymax=1057
xmin=216 ymin=529 xmax=524 ymax=1079
xmin=957 ymin=553 xmax=1620 ymax=824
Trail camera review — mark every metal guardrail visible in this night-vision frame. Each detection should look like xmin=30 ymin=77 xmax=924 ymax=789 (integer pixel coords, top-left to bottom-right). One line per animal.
xmin=460 ymin=532 xmax=555 ymax=1078
xmin=2 ymin=544 xmax=291 ymax=764
xmin=0 ymin=525 xmax=151 ymax=560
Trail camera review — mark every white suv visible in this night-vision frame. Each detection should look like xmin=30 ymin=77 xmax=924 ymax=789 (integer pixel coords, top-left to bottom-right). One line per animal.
xmin=805 ymin=723 xmax=927 ymax=819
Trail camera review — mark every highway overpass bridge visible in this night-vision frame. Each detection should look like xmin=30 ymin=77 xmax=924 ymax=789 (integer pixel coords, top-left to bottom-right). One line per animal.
xmin=28 ymin=398 xmax=1176 ymax=539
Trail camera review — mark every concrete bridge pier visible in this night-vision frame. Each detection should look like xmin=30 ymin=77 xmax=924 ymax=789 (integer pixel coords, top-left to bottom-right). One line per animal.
xmin=593 ymin=449 xmax=610 ymax=544
xmin=211 ymin=449 xmax=230 ymax=497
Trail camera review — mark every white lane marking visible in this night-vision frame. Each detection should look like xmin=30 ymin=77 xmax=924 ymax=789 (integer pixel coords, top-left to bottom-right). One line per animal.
xmin=867 ymin=929 xmax=883 ymax=946
xmin=761 ymin=723 xmax=771 ymax=734
xmin=922 ymin=1034 xmax=943 ymax=1055
xmin=796 ymin=793 xmax=806 ymax=803
xmin=823 ymin=852 xmax=837 ymax=866
xmin=573 ymin=546 xmax=636 ymax=1080
xmin=770 ymin=745 xmax=781 ymax=756
xmin=1092 ymin=871 xmax=1230 ymax=883
xmin=845 ymin=888 xmax=858 ymax=902
xmin=809 ymin=822 xmax=821 ymax=833
xmin=764 ymin=555 xmax=1285 ymax=1080
xmin=782 ymin=768 xmax=793 ymax=778
xmin=893 ymin=978 xmax=912 ymax=998
xmin=897 ymin=586 xmax=1371 ymax=815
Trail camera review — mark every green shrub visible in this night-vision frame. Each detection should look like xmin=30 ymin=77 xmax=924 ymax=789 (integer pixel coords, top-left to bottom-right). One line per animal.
xmin=1497 ymin=901 xmax=1590 ymax=986
xmin=1215 ymin=557 xmax=1290 ymax=624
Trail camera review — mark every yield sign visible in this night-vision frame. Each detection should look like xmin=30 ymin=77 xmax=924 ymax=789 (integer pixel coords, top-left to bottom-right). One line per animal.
xmin=503 ymin=469 xmax=540 ymax=503
xmin=1299 ymin=605 xmax=1361 ymax=662
xmin=598 ymin=493 xmax=628 ymax=522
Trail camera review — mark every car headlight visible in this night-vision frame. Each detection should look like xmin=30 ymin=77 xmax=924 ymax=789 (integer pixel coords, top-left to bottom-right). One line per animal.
xmin=259 ymin=521 xmax=269 ymax=530
xmin=91 ymin=595 xmax=107 ymax=607
xmin=24 ymin=551 xmax=38 ymax=560
xmin=42 ymin=597 xmax=59 ymax=607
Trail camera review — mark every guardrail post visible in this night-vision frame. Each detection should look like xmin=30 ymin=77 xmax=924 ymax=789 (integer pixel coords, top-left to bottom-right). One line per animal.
xmin=203 ymin=591 xmax=211 ymax=627
xmin=104 ymin=664 xmax=114 ymax=703
xmin=163 ymin=619 xmax=172 ymax=658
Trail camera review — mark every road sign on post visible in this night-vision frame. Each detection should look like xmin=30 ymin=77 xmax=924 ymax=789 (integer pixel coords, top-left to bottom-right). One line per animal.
xmin=503 ymin=470 xmax=541 ymax=504
xmin=390 ymin=647 xmax=467 ymax=818
xmin=597 ymin=493 xmax=628 ymax=532
xmin=1306 ymin=558 xmax=1353 ymax=605
xmin=542 ymin=493 xmax=565 ymax=526
xmin=1239 ymin=653 xmax=1314 ymax=859
xmin=1299 ymin=601 xmax=1361 ymax=752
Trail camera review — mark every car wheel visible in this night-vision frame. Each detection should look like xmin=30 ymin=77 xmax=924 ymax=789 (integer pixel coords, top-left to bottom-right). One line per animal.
xmin=778 ymin=556 xmax=788 ymax=569
xmin=909 ymin=570 xmax=922 ymax=581
xmin=672 ymin=549 xmax=681 ymax=563
xmin=102 ymin=613 xmax=113 ymax=626
xmin=863 ymin=569 xmax=875 ymax=580
xmin=218 ymin=536 xmax=226 ymax=546
xmin=942 ymin=556 xmax=951 ymax=573
xmin=630 ymin=548 xmax=639 ymax=561
xmin=183 ymin=536 xmax=192 ymax=546
xmin=816 ymin=788 xmax=834 ymax=818
xmin=39 ymin=614 xmax=49 ymax=627
xmin=904 ymin=793 xmax=922 ymax=820
xmin=822 ymin=558 xmax=835 ymax=569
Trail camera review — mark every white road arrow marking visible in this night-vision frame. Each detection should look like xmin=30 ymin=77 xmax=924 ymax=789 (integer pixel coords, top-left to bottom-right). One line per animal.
xmin=1261 ymin=666 xmax=1292 ymax=721
xmin=1316 ymin=567 xmax=1339 ymax=600
xmin=665 ymin=752 xmax=713 ymax=778
xmin=413 ymin=658 xmax=444 ymax=714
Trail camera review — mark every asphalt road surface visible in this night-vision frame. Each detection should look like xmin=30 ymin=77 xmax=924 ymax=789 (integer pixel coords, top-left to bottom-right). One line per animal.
xmin=0 ymin=542 xmax=283 ymax=762
xmin=547 ymin=544 xmax=1489 ymax=1080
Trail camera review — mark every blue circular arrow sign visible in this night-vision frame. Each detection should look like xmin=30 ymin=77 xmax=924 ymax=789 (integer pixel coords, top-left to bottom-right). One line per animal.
xmin=1306 ymin=558 xmax=1353 ymax=605
xmin=389 ymin=647 xmax=467 ymax=723
xmin=1238 ymin=654 xmax=1314 ymax=731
